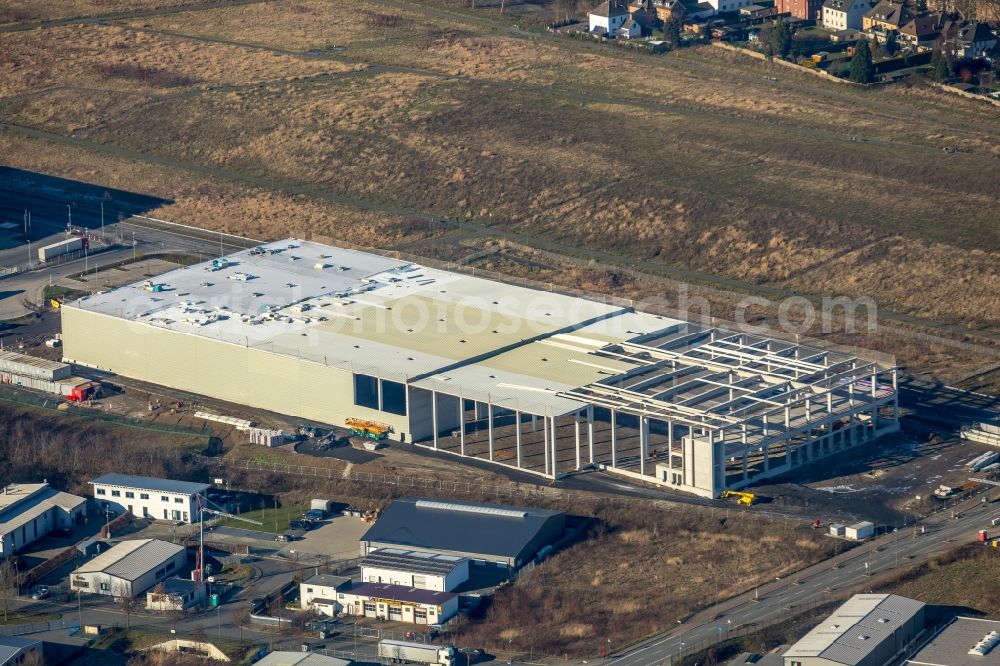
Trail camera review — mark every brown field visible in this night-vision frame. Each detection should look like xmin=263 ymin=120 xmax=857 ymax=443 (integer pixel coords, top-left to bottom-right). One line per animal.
xmin=449 ymin=502 xmax=838 ymax=657
xmin=1 ymin=0 xmax=998 ymax=378
xmin=879 ymin=544 xmax=1000 ymax=617
xmin=0 ymin=0 xmax=210 ymax=24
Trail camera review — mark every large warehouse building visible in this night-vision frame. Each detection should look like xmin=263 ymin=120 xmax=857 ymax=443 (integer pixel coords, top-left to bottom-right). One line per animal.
xmin=360 ymin=497 xmax=565 ymax=572
xmin=61 ymin=239 xmax=899 ymax=497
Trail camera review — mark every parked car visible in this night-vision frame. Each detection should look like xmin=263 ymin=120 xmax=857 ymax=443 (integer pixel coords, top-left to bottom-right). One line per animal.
xmin=31 ymin=586 xmax=49 ymax=600
xmin=274 ymin=533 xmax=292 ymax=542
xmin=289 ymin=519 xmax=314 ymax=530
xmin=303 ymin=509 xmax=325 ymax=521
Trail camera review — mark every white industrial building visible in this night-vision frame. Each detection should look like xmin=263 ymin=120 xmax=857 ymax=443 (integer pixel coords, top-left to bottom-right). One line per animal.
xmin=784 ymin=594 xmax=925 ymax=666
xmin=339 ymin=582 xmax=458 ymax=625
xmin=90 ymin=473 xmax=210 ymax=523
xmin=0 ymin=482 xmax=86 ymax=558
xmin=300 ymin=573 xmax=352 ymax=617
xmin=61 ymin=239 xmax=899 ymax=499
xmin=71 ymin=538 xmax=187 ymax=598
xmin=361 ymin=548 xmax=469 ymax=592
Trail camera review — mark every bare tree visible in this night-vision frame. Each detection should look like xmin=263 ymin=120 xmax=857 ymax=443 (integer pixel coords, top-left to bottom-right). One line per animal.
xmin=0 ymin=558 xmax=18 ymax=623
xmin=113 ymin=581 xmax=139 ymax=628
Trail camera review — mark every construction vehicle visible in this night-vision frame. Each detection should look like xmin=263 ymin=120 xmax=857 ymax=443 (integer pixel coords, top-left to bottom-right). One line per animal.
xmin=346 ymin=417 xmax=391 ymax=440
xmin=142 ymin=280 xmax=164 ymax=293
xmin=721 ymin=490 xmax=757 ymax=505
xmin=378 ymin=640 xmax=456 ymax=666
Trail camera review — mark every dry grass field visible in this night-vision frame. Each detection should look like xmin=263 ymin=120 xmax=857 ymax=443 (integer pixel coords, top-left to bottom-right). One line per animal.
xmin=880 ymin=544 xmax=1000 ymax=617
xmin=1 ymin=0 xmax=999 ymax=376
xmin=450 ymin=502 xmax=838 ymax=657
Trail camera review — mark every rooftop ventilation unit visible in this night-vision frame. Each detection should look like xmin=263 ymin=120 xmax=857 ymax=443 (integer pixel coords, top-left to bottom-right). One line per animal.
xmin=414 ymin=500 xmax=527 ymax=519
xmin=970 ymin=631 xmax=1000 ymax=656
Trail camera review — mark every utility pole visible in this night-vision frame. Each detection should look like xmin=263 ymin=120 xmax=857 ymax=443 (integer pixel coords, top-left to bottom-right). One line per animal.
xmin=132 ymin=231 xmax=136 ymax=262
xmin=77 ymin=589 xmax=82 ymax=630
xmin=23 ymin=210 xmax=30 ymax=268
xmin=67 ymin=204 xmax=72 ymax=232
xmin=100 ymin=202 xmax=105 ymax=244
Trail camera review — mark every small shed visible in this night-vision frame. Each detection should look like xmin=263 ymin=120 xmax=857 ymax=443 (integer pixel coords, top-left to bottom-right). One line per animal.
xmin=846 ymin=521 xmax=875 ymax=540
xmin=829 ymin=523 xmax=846 ymax=537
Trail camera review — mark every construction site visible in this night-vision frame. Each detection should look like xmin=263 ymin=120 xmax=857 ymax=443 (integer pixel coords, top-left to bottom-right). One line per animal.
xmin=59 ymin=239 xmax=900 ymax=498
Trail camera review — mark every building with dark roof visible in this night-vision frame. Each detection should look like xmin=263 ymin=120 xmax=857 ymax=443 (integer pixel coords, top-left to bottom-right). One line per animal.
xmin=360 ymin=497 xmax=565 ymax=571
xmin=783 ymin=594 xmax=925 ymax=666
xmin=90 ymin=473 xmax=210 ymax=524
xmin=905 ymin=617 xmax=1000 ymax=666
xmin=341 ymin=582 xmax=459 ymax=625
xmin=0 ymin=636 xmax=42 ymax=666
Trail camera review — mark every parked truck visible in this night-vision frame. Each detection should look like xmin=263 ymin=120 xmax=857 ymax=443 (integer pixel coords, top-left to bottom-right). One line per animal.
xmin=37 ymin=236 xmax=87 ymax=263
xmin=378 ymin=640 xmax=456 ymax=666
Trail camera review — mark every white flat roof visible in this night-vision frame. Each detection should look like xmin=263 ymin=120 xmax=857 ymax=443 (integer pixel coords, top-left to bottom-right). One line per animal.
xmin=67 ymin=239 xmax=890 ymax=420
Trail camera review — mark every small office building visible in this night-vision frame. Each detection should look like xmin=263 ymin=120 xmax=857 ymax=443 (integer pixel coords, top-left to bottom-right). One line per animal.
xmin=0 ymin=482 xmax=86 ymax=558
xmin=784 ymin=594 xmax=925 ymax=666
xmin=146 ymin=576 xmax=206 ymax=611
xmin=361 ymin=548 xmax=469 ymax=592
xmin=90 ymin=473 xmax=210 ymax=523
xmin=71 ymin=538 xmax=187 ymax=598
xmin=340 ymin=582 xmax=458 ymax=625
xmin=360 ymin=498 xmax=565 ymax=572
xmin=300 ymin=574 xmax=352 ymax=617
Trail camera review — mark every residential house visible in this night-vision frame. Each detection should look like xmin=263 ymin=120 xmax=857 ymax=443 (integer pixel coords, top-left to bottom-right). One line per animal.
xmin=741 ymin=3 xmax=778 ymax=18
xmin=957 ymin=21 xmax=998 ymax=57
xmin=778 ymin=0 xmax=824 ymax=21
xmin=631 ymin=0 xmax=686 ymax=21
xmin=862 ymin=0 xmax=911 ymax=34
xmin=627 ymin=0 xmax=661 ymax=31
xmin=898 ymin=14 xmax=942 ymax=49
xmin=823 ymin=0 xmax=871 ymax=29
xmin=706 ymin=0 xmax=756 ymax=13
xmin=938 ymin=19 xmax=997 ymax=57
xmin=589 ymin=0 xmax=631 ymax=34
xmin=618 ymin=17 xmax=643 ymax=37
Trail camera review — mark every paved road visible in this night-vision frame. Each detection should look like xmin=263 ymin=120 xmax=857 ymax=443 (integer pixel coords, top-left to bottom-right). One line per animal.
xmin=608 ymin=493 xmax=999 ymax=666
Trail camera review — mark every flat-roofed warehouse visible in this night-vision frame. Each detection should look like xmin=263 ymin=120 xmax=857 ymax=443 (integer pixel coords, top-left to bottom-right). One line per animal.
xmin=61 ymin=238 xmax=899 ymax=498
xmin=360 ymin=498 xmax=565 ymax=571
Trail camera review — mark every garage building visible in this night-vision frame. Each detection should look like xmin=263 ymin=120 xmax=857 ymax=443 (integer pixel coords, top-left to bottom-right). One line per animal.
xmin=360 ymin=497 xmax=565 ymax=572
xmin=71 ymin=538 xmax=187 ymax=597
xmin=340 ymin=582 xmax=458 ymax=625
xmin=0 ymin=482 xmax=86 ymax=559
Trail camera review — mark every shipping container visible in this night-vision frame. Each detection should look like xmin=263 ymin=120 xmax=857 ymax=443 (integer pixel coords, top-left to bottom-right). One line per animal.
xmin=378 ymin=640 xmax=456 ymax=666
xmin=37 ymin=236 xmax=84 ymax=263
xmin=0 ymin=350 xmax=72 ymax=381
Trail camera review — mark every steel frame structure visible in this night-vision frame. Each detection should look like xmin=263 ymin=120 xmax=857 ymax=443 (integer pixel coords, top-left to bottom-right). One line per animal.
xmin=416 ymin=323 xmax=898 ymax=498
